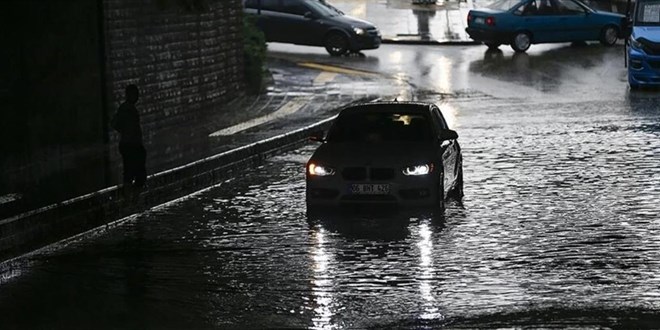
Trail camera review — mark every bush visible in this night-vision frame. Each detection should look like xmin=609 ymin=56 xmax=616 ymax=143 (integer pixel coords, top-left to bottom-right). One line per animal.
xmin=243 ymin=15 xmax=267 ymax=94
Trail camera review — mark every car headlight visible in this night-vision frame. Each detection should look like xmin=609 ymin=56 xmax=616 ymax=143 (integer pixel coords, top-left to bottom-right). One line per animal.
xmin=308 ymin=163 xmax=335 ymax=176
xmin=402 ymin=164 xmax=433 ymax=176
xmin=353 ymin=27 xmax=365 ymax=35
xmin=630 ymin=37 xmax=642 ymax=50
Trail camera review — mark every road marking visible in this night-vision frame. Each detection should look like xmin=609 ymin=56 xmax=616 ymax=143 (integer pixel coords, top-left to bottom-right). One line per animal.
xmin=313 ymin=71 xmax=338 ymax=85
xmin=298 ymin=62 xmax=378 ymax=77
xmin=209 ymin=97 xmax=309 ymax=137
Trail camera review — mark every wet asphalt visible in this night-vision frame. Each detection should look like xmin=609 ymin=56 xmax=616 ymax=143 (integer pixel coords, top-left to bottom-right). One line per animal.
xmin=1 ymin=42 xmax=660 ymax=329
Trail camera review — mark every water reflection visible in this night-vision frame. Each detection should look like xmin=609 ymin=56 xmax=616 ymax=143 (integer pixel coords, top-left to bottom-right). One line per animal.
xmin=307 ymin=208 xmax=447 ymax=326
xmin=3 ymin=98 xmax=660 ymax=330
xmin=435 ymin=56 xmax=454 ymax=93
xmin=310 ymin=226 xmax=337 ymax=329
xmin=417 ymin=220 xmax=443 ymax=320
xmin=627 ymin=89 xmax=660 ymax=113
xmin=470 ymin=44 xmax=616 ymax=95
xmin=412 ymin=9 xmax=435 ymax=41
xmin=309 ymin=210 xmax=412 ymax=241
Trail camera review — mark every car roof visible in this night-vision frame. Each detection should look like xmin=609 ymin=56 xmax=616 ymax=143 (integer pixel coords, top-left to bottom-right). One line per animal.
xmin=339 ymin=101 xmax=434 ymax=115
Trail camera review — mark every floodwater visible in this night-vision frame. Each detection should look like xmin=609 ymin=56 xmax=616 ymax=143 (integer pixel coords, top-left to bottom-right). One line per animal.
xmin=1 ymin=86 xmax=660 ymax=328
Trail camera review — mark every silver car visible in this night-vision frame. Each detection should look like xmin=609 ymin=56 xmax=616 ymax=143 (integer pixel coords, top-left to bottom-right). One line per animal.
xmin=306 ymin=101 xmax=463 ymax=210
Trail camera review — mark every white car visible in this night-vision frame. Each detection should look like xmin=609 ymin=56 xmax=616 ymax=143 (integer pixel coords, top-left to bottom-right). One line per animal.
xmin=306 ymin=101 xmax=463 ymax=210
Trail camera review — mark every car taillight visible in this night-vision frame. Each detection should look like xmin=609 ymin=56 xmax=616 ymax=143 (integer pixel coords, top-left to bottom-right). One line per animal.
xmin=485 ymin=16 xmax=495 ymax=26
xmin=467 ymin=12 xmax=472 ymax=23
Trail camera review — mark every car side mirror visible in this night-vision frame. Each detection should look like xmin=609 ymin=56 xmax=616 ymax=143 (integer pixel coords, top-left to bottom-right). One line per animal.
xmin=304 ymin=11 xmax=317 ymax=19
xmin=309 ymin=131 xmax=325 ymax=142
xmin=438 ymin=129 xmax=458 ymax=141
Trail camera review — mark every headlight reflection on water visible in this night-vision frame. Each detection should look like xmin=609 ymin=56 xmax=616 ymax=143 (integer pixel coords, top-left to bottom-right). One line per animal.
xmin=311 ymin=227 xmax=338 ymax=329
xmin=418 ymin=221 xmax=443 ymax=320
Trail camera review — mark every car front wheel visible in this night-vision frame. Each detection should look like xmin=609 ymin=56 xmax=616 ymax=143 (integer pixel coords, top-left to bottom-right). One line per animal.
xmin=452 ymin=159 xmax=464 ymax=200
xmin=324 ymin=33 xmax=349 ymax=56
xmin=511 ymin=32 xmax=531 ymax=53
xmin=600 ymin=25 xmax=618 ymax=46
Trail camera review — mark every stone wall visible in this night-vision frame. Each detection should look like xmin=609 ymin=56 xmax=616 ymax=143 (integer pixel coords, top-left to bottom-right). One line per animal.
xmin=0 ymin=0 xmax=246 ymax=219
xmin=104 ymin=0 xmax=245 ymax=146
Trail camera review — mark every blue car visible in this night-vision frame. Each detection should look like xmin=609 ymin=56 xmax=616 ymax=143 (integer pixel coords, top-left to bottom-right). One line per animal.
xmin=466 ymin=0 xmax=625 ymax=52
xmin=626 ymin=0 xmax=660 ymax=89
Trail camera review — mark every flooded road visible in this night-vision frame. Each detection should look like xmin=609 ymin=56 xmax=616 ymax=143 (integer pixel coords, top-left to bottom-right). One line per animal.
xmin=2 ymin=92 xmax=660 ymax=328
xmin=2 ymin=41 xmax=660 ymax=328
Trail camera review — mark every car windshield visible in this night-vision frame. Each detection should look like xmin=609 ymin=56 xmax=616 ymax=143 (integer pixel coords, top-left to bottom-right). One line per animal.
xmin=636 ymin=0 xmax=660 ymax=26
xmin=326 ymin=111 xmax=433 ymax=143
xmin=305 ymin=0 xmax=341 ymax=17
xmin=487 ymin=0 xmax=523 ymax=10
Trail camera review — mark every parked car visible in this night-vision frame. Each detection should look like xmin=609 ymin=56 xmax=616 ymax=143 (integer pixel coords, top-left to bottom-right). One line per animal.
xmin=626 ymin=0 xmax=660 ymax=89
xmin=305 ymin=101 xmax=463 ymax=210
xmin=243 ymin=0 xmax=382 ymax=56
xmin=465 ymin=0 xmax=625 ymax=52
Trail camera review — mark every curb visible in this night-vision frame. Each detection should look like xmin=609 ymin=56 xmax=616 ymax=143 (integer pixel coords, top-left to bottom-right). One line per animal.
xmin=0 ymin=116 xmax=337 ymax=263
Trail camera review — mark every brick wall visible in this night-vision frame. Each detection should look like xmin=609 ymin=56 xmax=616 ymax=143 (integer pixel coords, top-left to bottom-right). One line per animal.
xmin=0 ymin=0 xmax=246 ymax=219
xmin=104 ymin=0 xmax=245 ymax=146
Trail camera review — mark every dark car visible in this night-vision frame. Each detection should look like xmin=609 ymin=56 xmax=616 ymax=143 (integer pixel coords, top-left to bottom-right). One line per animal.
xmin=243 ymin=0 xmax=382 ymax=56
xmin=466 ymin=0 xmax=625 ymax=52
xmin=306 ymin=101 xmax=463 ymax=210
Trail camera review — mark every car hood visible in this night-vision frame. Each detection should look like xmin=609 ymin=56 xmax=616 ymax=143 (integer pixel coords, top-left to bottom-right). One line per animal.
xmin=310 ymin=142 xmax=437 ymax=167
xmin=329 ymin=14 xmax=377 ymax=29
xmin=633 ymin=26 xmax=660 ymax=43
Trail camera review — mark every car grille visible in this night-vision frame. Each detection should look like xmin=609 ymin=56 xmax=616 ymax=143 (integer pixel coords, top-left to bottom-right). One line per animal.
xmin=640 ymin=38 xmax=660 ymax=56
xmin=370 ymin=168 xmax=396 ymax=181
xmin=366 ymin=27 xmax=380 ymax=37
xmin=342 ymin=167 xmax=367 ymax=181
xmin=341 ymin=167 xmax=396 ymax=181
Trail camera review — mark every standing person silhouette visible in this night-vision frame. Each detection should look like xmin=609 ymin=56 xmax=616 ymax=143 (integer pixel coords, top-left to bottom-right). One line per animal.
xmin=112 ymin=84 xmax=146 ymax=196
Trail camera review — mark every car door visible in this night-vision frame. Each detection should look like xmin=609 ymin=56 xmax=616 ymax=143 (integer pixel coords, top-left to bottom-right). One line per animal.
xmin=278 ymin=0 xmax=325 ymax=45
xmin=431 ymin=106 xmax=457 ymax=196
xmin=553 ymin=0 xmax=593 ymax=41
xmin=518 ymin=0 xmax=563 ymax=42
xmin=245 ymin=0 xmax=286 ymax=42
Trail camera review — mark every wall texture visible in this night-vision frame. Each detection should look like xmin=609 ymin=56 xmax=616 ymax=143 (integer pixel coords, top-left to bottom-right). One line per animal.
xmin=104 ymin=0 xmax=244 ymax=144
xmin=0 ymin=0 xmax=107 ymax=216
xmin=0 ymin=0 xmax=245 ymax=218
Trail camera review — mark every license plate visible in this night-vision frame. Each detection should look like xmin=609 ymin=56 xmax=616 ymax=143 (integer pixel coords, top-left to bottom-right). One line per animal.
xmin=349 ymin=184 xmax=391 ymax=195
xmin=475 ymin=17 xmax=485 ymax=24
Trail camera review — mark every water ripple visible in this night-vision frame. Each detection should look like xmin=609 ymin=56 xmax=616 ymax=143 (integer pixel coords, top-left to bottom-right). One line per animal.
xmin=2 ymin=99 xmax=660 ymax=328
